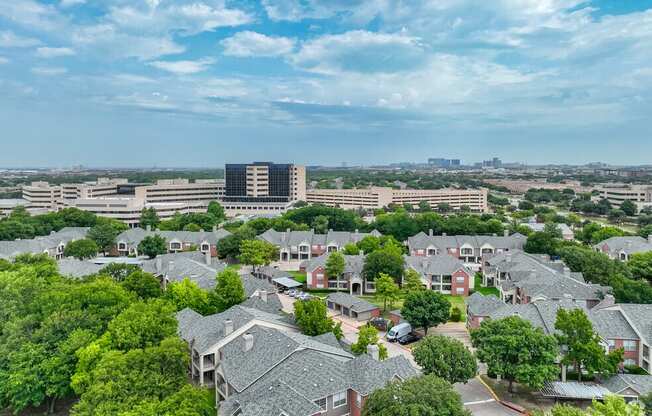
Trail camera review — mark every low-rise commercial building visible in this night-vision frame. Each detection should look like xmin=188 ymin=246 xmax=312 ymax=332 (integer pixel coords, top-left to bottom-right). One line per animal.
xmin=306 ymin=186 xmax=488 ymax=212
xmin=597 ymin=183 xmax=652 ymax=211
xmin=134 ymin=179 xmax=225 ymax=208
xmin=22 ymin=181 xmax=62 ymax=209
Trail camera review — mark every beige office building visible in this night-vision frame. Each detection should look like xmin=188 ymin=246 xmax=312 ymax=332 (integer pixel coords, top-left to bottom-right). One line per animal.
xmin=134 ymin=179 xmax=225 ymax=207
xmin=598 ymin=184 xmax=652 ymax=211
xmin=61 ymin=178 xmax=127 ymax=200
xmin=22 ymin=181 xmax=62 ymax=209
xmin=306 ymin=186 xmax=488 ymax=212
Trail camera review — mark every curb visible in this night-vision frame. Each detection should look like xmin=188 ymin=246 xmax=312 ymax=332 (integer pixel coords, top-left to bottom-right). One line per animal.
xmin=476 ymin=376 xmax=500 ymax=402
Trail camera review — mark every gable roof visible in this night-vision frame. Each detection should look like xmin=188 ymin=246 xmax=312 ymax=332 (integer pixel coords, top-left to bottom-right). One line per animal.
xmin=404 ymin=254 xmax=471 ymax=277
xmin=57 ymin=258 xmax=103 ymax=278
xmin=407 ymin=232 xmax=526 ymax=251
xmin=116 ymin=227 xmax=231 ymax=248
xmin=259 ymin=229 xmax=381 ymax=250
xmin=326 ymin=292 xmax=379 ymax=313
xmin=594 ymin=236 xmax=652 ymax=256
xmin=602 ymin=374 xmax=652 ymax=396
xmin=0 ymin=227 xmax=89 ymax=258
xmin=141 ymin=251 xmax=227 ymax=290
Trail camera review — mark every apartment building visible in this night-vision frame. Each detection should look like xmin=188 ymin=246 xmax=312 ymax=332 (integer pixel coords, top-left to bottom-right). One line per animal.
xmin=222 ymin=162 xmax=306 ymax=215
xmin=176 ymin=305 xmax=418 ymax=416
xmin=404 ymin=254 xmax=474 ymax=296
xmin=594 ymin=235 xmax=652 ymax=261
xmin=0 ymin=227 xmax=89 ymax=260
xmin=306 ymin=186 xmax=488 ymax=212
xmin=22 ymin=181 xmax=62 ymax=209
xmin=134 ymin=179 xmax=225 ymax=207
xmin=597 ymin=183 xmax=652 ymax=211
xmin=114 ymin=227 xmax=231 ymax=257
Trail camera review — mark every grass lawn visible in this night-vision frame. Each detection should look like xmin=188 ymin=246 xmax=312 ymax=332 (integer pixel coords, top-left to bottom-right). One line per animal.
xmin=474 ymin=275 xmax=500 ymax=296
xmin=226 ymin=263 xmax=242 ymax=272
xmin=288 ymin=271 xmax=307 ymax=284
xmin=360 ymin=293 xmax=467 ymax=321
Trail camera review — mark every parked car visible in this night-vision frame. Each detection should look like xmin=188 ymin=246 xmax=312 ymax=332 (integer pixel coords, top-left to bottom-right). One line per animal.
xmin=386 ymin=322 xmax=412 ymax=342
xmin=397 ymin=332 xmax=421 ymax=345
xmin=369 ymin=317 xmax=389 ymax=332
xmin=287 ymin=289 xmax=297 ymax=297
xmin=297 ymin=293 xmax=312 ymax=301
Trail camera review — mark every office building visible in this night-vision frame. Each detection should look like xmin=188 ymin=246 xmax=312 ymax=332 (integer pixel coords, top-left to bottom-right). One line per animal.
xmin=223 ymin=162 xmax=306 ymax=215
xmin=134 ymin=179 xmax=225 ymax=208
xmin=597 ymin=184 xmax=652 ymax=211
xmin=22 ymin=181 xmax=62 ymax=209
xmin=306 ymin=186 xmax=488 ymax=212
xmin=61 ymin=178 xmax=127 ymax=201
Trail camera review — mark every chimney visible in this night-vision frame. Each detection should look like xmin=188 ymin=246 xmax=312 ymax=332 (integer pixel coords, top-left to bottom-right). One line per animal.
xmin=146 ymin=224 xmax=151 ymax=232
xmin=199 ymin=228 xmax=204 ymax=233
xmin=492 ymin=233 xmax=497 ymax=237
xmin=205 ymin=251 xmax=212 ymax=266
xmin=50 ymin=230 xmax=56 ymax=235
xmin=155 ymin=256 xmax=162 ymax=274
xmin=530 ymin=269 xmax=537 ymax=279
xmin=506 ymin=252 xmax=512 ymax=262
xmin=286 ymin=228 xmax=291 ymax=233
xmin=367 ymin=344 xmax=380 ymax=361
xmin=504 ymin=230 xmax=509 ymax=237
xmin=563 ymin=293 xmax=573 ymax=300
xmin=213 ymin=225 xmax=217 ymax=232
xmin=563 ymin=266 xmax=571 ymax=277
xmin=168 ymin=261 xmax=175 ymax=273
xmin=259 ymin=290 xmax=268 ymax=303
xmin=355 ymin=229 xmax=359 ymax=234
xmin=224 ymin=319 xmax=233 ymax=336
xmin=429 ymin=229 xmax=433 ymax=236
xmin=648 ymin=235 xmax=652 ymax=244
xmin=243 ymin=333 xmax=254 ymax=352
xmin=595 ymin=294 xmax=616 ymax=310
xmin=442 ymin=232 xmax=447 ymax=237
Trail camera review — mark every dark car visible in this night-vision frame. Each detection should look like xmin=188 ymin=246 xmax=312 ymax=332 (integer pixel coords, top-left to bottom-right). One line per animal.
xmin=369 ymin=317 xmax=388 ymax=332
xmin=397 ymin=332 xmax=421 ymax=345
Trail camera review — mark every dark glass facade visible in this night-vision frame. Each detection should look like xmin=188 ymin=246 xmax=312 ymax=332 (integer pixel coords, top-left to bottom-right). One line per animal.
xmin=224 ymin=162 xmax=292 ymax=203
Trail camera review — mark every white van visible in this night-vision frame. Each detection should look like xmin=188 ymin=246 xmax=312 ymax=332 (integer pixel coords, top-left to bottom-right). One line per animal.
xmin=386 ymin=322 xmax=412 ymax=342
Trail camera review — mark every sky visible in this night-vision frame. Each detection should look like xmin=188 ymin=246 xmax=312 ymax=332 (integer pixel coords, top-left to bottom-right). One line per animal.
xmin=1 ymin=0 xmax=652 ymax=168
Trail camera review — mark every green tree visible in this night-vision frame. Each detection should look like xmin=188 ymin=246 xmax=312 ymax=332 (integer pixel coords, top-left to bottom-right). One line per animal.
xmin=64 ymin=239 xmax=99 ymax=260
xmin=237 ymin=239 xmax=278 ymax=272
xmin=375 ymin=273 xmax=400 ymax=311
xmin=524 ymin=231 xmax=560 ymax=256
xmin=402 ymin=269 xmax=424 ymax=293
xmin=471 ymin=316 xmax=559 ymax=393
xmin=325 ymin=251 xmax=346 ymax=290
xmin=87 ymin=223 xmax=119 ymax=255
xmin=137 ymin=235 xmax=167 ymax=259
xmin=165 ymin=278 xmax=214 ymax=315
xmin=608 ymin=209 xmax=626 ymax=224
xmin=362 ymin=374 xmax=470 ymax=416
xmin=589 ymin=395 xmax=644 ymax=416
xmin=99 ymin=263 xmax=140 ymax=282
xmin=401 ymin=290 xmax=450 ymax=335
xmin=419 ymin=200 xmax=431 ymax=212
xmin=212 ymin=268 xmax=246 ymax=311
xmin=294 ymin=298 xmax=341 ymax=339
xmin=627 ymin=252 xmax=652 ymax=283
xmin=640 ymin=392 xmax=652 ymax=415
xmin=362 ymin=248 xmax=404 ymax=284
xmin=357 ymin=236 xmax=381 ymax=254
xmin=413 ymin=335 xmax=477 ymax=384
xmin=102 ymin=299 xmax=177 ymax=351
xmin=555 ymin=308 xmax=622 ymax=381
xmin=207 ymin=201 xmax=225 ymax=223
xmin=312 ymin=215 xmax=330 ymax=234
xmin=343 ymin=243 xmax=360 ymax=255
xmin=639 ymin=224 xmax=652 ymax=239
xmin=351 ymin=325 xmax=388 ymax=360
xmin=139 ymin=207 xmax=160 ymax=229
xmin=437 ymin=203 xmax=452 ymax=213
xmin=122 ymin=271 xmax=163 ymax=300
xmin=620 ymin=200 xmax=638 ymax=217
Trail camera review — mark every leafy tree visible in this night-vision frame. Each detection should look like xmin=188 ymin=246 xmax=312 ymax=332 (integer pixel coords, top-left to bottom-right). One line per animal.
xmin=238 ymin=239 xmax=278 ymax=272
xmin=212 ymin=268 xmax=246 ymax=311
xmin=627 ymin=252 xmax=652 ymax=283
xmin=102 ymin=299 xmax=177 ymax=351
xmin=207 ymin=201 xmax=225 ymax=223
xmin=215 ymin=226 xmax=256 ymax=260
xmin=351 ymin=325 xmax=388 ymax=360
xmin=608 ymin=209 xmax=626 ymax=224
xmin=555 ymin=309 xmax=622 ymax=381
xmin=99 ymin=263 xmax=140 ymax=282
xmin=165 ymin=278 xmax=214 ymax=315
xmin=413 ymin=335 xmax=477 ymax=384
xmin=362 ymin=374 xmax=470 ymax=416
xmin=419 ymin=200 xmax=431 ymax=212
xmin=471 ymin=316 xmax=559 ymax=393
xmin=402 ymin=268 xmax=424 ymax=293
xmin=343 ymin=243 xmax=360 ymax=255
xmin=362 ymin=248 xmax=404 ymax=283
xmin=357 ymin=236 xmax=381 ymax=254
xmin=64 ymin=239 xmax=99 ymax=260
xmin=589 ymin=395 xmax=644 ymax=416
xmin=294 ymin=298 xmax=342 ymax=339
xmin=138 ymin=235 xmax=167 ymax=259
xmin=139 ymin=207 xmax=160 ymax=229
xmin=122 ymin=271 xmax=163 ymax=300
xmin=375 ymin=273 xmax=400 ymax=311
xmin=620 ymin=200 xmax=638 ymax=217
xmin=373 ymin=210 xmax=420 ymax=242
xmin=325 ymin=251 xmax=346 ymax=290
xmin=534 ymin=404 xmax=586 ymax=416
xmin=87 ymin=223 xmax=119 ymax=255
xmin=519 ymin=200 xmax=535 ymax=211
xmin=401 ymin=290 xmax=450 ymax=335
xmin=640 ymin=392 xmax=652 ymax=415
xmin=437 ymin=203 xmax=452 ymax=213
xmin=591 ymin=226 xmax=626 ymax=245
xmin=312 ymin=215 xmax=330 ymax=234
xmin=639 ymin=224 xmax=652 ymax=239
xmin=524 ymin=231 xmax=561 ymax=256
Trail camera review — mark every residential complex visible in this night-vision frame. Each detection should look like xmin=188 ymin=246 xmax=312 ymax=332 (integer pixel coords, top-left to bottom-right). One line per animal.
xmin=306 ymin=186 xmax=488 ymax=212
xmin=0 ymin=227 xmax=89 ymax=260
xmin=597 ymin=183 xmax=652 ymax=211
xmin=222 ymin=162 xmax=306 ymax=215
xmin=594 ymin=235 xmax=652 ymax=261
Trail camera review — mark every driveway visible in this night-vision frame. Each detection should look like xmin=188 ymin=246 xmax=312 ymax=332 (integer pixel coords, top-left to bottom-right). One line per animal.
xmin=456 ymin=378 xmax=523 ymax=416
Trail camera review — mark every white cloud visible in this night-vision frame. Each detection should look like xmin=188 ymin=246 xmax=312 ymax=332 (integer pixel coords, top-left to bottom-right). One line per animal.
xmin=221 ymin=31 xmax=295 ymax=57
xmin=291 ymin=30 xmax=425 ymax=74
xmin=31 ymin=66 xmax=68 ymax=76
xmin=36 ymin=47 xmax=76 ymax=58
xmin=0 ymin=31 xmax=41 ymax=48
xmin=0 ymin=57 xmax=8 ymax=64
xmin=107 ymin=1 xmax=253 ymax=36
xmin=148 ymin=58 xmax=216 ymax=74
xmin=0 ymin=0 xmax=68 ymax=32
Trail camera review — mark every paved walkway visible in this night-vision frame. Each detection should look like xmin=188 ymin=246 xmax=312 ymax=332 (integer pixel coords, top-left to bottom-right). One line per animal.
xmin=456 ymin=378 xmax=523 ymax=416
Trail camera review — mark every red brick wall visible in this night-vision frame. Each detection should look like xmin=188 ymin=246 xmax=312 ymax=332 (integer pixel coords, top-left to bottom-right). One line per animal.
xmin=611 ymin=339 xmax=640 ymax=366
xmin=451 ymin=268 xmax=470 ymax=296
xmin=467 ymin=314 xmax=486 ymax=329
xmin=412 ymin=249 xmax=426 ymax=256
xmin=349 ymin=390 xmax=363 ymax=416
xmin=370 ymin=309 xmax=381 ymax=318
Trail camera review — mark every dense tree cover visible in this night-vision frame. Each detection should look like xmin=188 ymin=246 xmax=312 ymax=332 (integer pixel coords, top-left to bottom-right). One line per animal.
xmin=137 ymin=235 xmax=168 ymax=259
xmin=284 ymin=204 xmax=366 ymax=232
xmin=139 ymin=207 xmax=160 ymax=230
xmin=620 ymin=200 xmax=638 ymax=216
xmin=362 ymin=374 xmax=470 ymax=416
xmin=362 ymin=242 xmax=405 ymax=283
xmin=575 ymin=222 xmax=627 ymax=245
xmin=121 ymin=271 xmax=163 ymax=300
xmin=524 ymin=231 xmax=562 ymax=256
xmin=64 ymin=239 xmax=99 ymax=260
xmin=536 ymin=396 xmax=644 ymax=416
xmin=525 ymin=188 xmax=575 ymax=204
xmin=375 ymin=273 xmax=401 ymax=311
xmin=98 ymin=263 xmax=140 ymax=282
xmin=238 ymin=239 xmax=278 ymax=272
xmin=0 ymin=207 xmax=126 ymax=241
xmin=343 ymin=243 xmax=360 ymax=255
xmin=471 ymin=316 xmax=559 ymax=393
xmin=402 ymin=269 xmax=424 ymax=293
xmin=351 ymin=325 xmax=388 ymax=360
xmin=215 ymin=225 xmax=256 ymax=261
xmin=212 ymin=268 xmax=246 ymax=311
xmin=555 ymin=309 xmax=622 ymax=381
xmin=87 ymin=223 xmax=120 ymax=255
xmin=627 ymin=252 xmax=652 ymax=283
xmin=570 ymin=197 xmax=613 ymax=216
xmin=294 ymin=298 xmax=343 ymax=340
xmin=401 ymin=291 xmax=450 ymax=335
xmin=164 ymin=278 xmax=215 ymax=315
xmin=413 ymin=336 xmax=477 ymax=384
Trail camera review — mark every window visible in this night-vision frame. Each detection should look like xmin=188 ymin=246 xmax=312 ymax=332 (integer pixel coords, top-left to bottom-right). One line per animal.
xmin=456 ymin=276 xmax=465 ymax=283
xmin=201 ymin=244 xmax=210 ymax=252
xmin=607 ymin=339 xmax=616 ymax=349
xmin=461 ymin=247 xmax=473 ymax=256
xmin=624 ymin=358 xmax=637 ymax=367
xmin=456 ymin=287 xmax=465 ymax=294
xmin=624 ymin=340 xmax=637 ymax=352
xmin=333 ymin=391 xmax=347 ymax=408
xmin=314 ymin=397 xmax=327 ymax=411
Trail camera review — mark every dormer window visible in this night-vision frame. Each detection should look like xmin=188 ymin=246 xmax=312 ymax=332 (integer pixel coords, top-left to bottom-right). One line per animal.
xmin=170 ymin=241 xmax=182 ymax=251
xmin=461 ymin=248 xmax=473 ymax=256
xmin=201 ymin=243 xmax=210 ymax=252
xmin=118 ymin=242 xmax=127 ymax=250
xmin=327 ymin=245 xmax=338 ymax=252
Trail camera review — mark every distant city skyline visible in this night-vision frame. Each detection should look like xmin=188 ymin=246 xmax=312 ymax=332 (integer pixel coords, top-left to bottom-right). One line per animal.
xmin=1 ymin=1 xmax=652 ymax=167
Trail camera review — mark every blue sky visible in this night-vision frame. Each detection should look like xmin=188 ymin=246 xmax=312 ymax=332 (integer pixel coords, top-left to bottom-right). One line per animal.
xmin=1 ymin=0 xmax=652 ymax=167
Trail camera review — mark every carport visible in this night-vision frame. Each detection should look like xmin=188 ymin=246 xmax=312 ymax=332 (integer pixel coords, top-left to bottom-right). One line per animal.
xmin=272 ymin=277 xmax=303 ymax=291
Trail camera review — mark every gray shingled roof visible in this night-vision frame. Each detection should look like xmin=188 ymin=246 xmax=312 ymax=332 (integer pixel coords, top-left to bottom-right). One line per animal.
xmin=407 ymin=232 xmax=526 ymax=252
xmin=594 ymin=236 xmax=652 ymax=257
xmin=241 ymin=292 xmax=283 ymax=315
xmin=465 ymin=292 xmax=504 ymax=316
xmin=601 ymin=374 xmax=652 ymax=396
xmin=404 ymin=254 xmax=471 ymax=278
xmin=616 ymin=304 xmax=652 ymax=345
xmin=259 ymin=229 xmax=381 ymax=250
xmin=301 ymin=252 xmax=365 ymax=277
xmin=141 ymin=251 xmax=227 ymax=290
xmin=57 ymin=259 xmax=103 ymax=278
xmin=116 ymin=227 xmax=231 ymax=249
xmin=0 ymin=227 xmax=89 ymax=258
xmin=326 ymin=292 xmax=379 ymax=313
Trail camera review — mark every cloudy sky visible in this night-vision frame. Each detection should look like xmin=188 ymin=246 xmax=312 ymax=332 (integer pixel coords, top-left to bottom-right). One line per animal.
xmin=1 ymin=0 xmax=651 ymax=167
